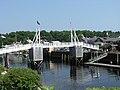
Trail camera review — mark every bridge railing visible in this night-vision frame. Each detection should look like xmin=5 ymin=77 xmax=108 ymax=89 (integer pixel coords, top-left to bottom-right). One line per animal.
xmin=41 ymin=42 xmax=99 ymax=49
xmin=2 ymin=42 xmax=99 ymax=50
xmin=0 ymin=41 xmax=99 ymax=54
xmin=41 ymin=42 xmax=73 ymax=47
xmin=82 ymin=42 xmax=99 ymax=49
xmin=0 ymin=44 xmax=32 ymax=54
xmin=34 ymin=42 xmax=99 ymax=48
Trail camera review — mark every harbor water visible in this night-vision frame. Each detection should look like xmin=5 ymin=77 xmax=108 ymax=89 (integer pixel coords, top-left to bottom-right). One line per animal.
xmin=0 ymin=54 xmax=120 ymax=90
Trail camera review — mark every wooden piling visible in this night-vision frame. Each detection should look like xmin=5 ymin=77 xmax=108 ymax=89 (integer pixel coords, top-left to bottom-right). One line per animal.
xmin=4 ymin=53 xmax=9 ymax=68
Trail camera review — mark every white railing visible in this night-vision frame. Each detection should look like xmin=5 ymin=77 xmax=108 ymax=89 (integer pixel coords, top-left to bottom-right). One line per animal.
xmin=0 ymin=42 xmax=99 ymax=54
xmin=0 ymin=44 xmax=32 ymax=54
xmin=41 ymin=42 xmax=99 ymax=49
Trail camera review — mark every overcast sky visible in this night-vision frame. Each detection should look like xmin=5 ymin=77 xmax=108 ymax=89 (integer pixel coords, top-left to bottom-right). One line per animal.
xmin=0 ymin=0 xmax=120 ymax=33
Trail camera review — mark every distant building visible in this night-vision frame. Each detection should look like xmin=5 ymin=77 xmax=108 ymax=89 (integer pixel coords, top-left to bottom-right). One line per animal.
xmin=51 ymin=41 xmax=61 ymax=44
xmin=105 ymin=38 xmax=120 ymax=43
xmin=81 ymin=37 xmax=104 ymax=46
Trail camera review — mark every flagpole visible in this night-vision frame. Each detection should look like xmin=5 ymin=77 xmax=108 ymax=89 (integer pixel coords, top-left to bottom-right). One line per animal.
xmin=70 ymin=22 xmax=73 ymax=43
xmin=37 ymin=21 xmax=41 ymax=44
xmin=38 ymin=27 xmax=40 ymax=44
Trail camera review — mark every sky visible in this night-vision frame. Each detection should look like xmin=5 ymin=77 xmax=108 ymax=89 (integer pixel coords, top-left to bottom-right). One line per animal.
xmin=0 ymin=0 xmax=120 ymax=33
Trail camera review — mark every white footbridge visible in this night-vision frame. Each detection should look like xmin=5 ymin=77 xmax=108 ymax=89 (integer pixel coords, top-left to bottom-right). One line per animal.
xmin=0 ymin=28 xmax=99 ymax=55
xmin=0 ymin=42 xmax=99 ymax=55
xmin=0 ymin=27 xmax=100 ymax=69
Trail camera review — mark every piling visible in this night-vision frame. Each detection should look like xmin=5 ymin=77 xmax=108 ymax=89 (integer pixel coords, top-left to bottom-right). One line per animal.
xmin=4 ymin=53 xmax=9 ymax=68
xmin=117 ymin=54 xmax=119 ymax=65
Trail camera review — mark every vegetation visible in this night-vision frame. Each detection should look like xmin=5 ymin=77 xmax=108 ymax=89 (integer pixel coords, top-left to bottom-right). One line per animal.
xmin=1 ymin=68 xmax=40 ymax=90
xmin=86 ymin=88 xmax=120 ymax=90
xmin=99 ymin=44 xmax=111 ymax=50
xmin=0 ymin=64 xmax=5 ymax=74
xmin=41 ymin=86 xmax=54 ymax=90
xmin=0 ymin=64 xmax=5 ymax=89
xmin=1 ymin=30 xmax=120 ymax=47
xmin=0 ymin=65 xmax=54 ymax=90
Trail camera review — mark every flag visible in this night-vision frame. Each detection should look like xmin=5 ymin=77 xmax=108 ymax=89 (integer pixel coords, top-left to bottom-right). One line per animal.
xmin=1 ymin=35 xmax=6 ymax=38
xmin=37 ymin=21 xmax=40 ymax=25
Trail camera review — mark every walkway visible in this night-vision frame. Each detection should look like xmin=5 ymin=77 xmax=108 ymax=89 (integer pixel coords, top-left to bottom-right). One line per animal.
xmin=0 ymin=42 xmax=99 ymax=54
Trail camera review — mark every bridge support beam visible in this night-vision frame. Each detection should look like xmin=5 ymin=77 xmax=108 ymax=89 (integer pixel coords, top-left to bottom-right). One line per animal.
xmin=69 ymin=46 xmax=83 ymax=65
xmin=90 ymin=50 xmax=98 ymax=61
xmin=29 ymin=46 xmax=43 ymax=69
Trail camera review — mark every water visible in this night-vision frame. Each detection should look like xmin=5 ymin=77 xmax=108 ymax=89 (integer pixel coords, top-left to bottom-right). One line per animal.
xmin=0 ymin=54 xmax=28 ymax=68
xmin=41 ymin=62 xmax=120 ymax=90
xmin=1 ymin=54 xmax=120 ymax=90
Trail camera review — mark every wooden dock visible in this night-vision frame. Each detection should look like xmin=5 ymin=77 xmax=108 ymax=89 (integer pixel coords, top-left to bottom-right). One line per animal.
xmin=85 ymin=62 xmax=120 ymax=68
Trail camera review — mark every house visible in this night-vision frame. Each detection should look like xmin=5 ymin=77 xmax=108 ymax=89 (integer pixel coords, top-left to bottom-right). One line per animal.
xmin=105 ymin=38 xmax=120 ymax=51
xmin=81 ymin=36 xmax=120 ymax=51
xmin=81 ymin=37 xmax=105 ymax=46
xmin=105 ymin=38 xmax=120 ymax=44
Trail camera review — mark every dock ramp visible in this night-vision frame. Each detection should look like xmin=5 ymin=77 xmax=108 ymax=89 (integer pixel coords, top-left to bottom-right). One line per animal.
xmin=88 ymin=53 xmax=108 ymax=63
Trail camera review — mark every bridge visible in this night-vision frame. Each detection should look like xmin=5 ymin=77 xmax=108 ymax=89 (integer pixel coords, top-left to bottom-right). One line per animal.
xmin=0 ymin=27 xmax=99 ymax=68
xmin=0 ymin=42 xmax=99 ymax=54
xmin=0 ymin=42 xmax=99 ymax=55
xmin=0 ymin=26 xmax=99 ymax=55
xmin=0 ymin=28 xmax=99 ymax=54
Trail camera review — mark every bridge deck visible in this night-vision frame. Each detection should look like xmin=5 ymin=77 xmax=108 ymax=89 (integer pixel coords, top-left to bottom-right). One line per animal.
xmin=0 ymin=42 xmax=99 ymax=54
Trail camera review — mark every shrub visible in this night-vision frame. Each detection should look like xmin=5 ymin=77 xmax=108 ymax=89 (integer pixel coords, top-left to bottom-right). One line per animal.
xmin=0 ymin=64 xmax=5 ymax=89
xmin=0 ymin=64 xmax=5 ymax=74
xmin=1 ymin=68 xmax=40 ymax=90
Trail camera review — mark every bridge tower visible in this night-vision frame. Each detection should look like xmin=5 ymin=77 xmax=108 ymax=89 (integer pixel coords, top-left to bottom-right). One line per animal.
xmin=69 ymin=25 xmax=83 ymax=65
xmin=29 ymin=22 xmax=43 ymax=69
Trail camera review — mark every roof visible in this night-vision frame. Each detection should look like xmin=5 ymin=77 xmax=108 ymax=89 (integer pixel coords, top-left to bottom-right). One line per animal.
xmin=105 ymin=38 xmax=120 ymax=42
xmin=81 ymin=37 xmax=120 ymax=44
xmin=81 ymin=37 xmax=105 ymax=44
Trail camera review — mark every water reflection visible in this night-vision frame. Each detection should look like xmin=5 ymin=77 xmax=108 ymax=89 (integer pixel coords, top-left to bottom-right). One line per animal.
xmin=70 ymin=66 xmax=100 ymax=80
xmin=0 ymin=54 xmax=28 ymax=68
xmin=1 ymin=55 xmax=120 ymax=90
xmin=89 ymin=66 xmax=100 ymax=79
xmin=41 ymin=61 xmax=120 ymax=90
xmin=70 ymin=66 xmax=76 ymax=80
xmin=107 ymin=68 xmax=120 ymax=80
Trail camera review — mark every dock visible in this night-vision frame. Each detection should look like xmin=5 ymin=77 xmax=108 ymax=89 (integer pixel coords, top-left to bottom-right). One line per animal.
xmin=85 ymin=62 xmax=120 ymax=68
